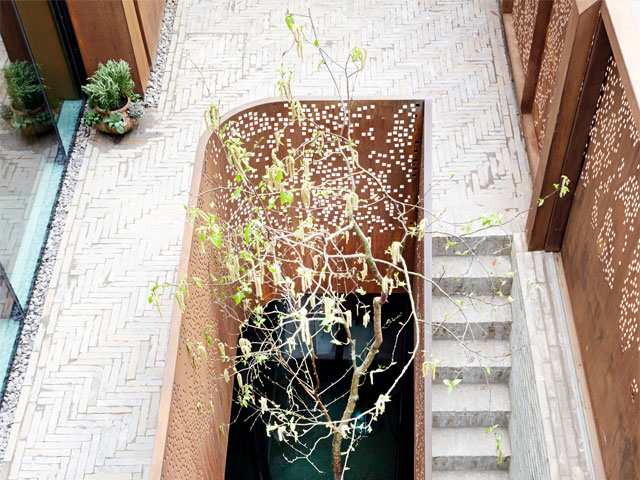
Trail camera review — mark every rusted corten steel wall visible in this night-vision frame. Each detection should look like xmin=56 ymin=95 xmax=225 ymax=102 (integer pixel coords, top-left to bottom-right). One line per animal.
xmin=502 ymin=0 xmax=602 ymax=250
xmin=151 ymin=99 xmax=432 ymax=480
xmin=509 ymin=0 xmax=640 ymax=476
xmin=561 ymin=54 xmax=640 ymax=480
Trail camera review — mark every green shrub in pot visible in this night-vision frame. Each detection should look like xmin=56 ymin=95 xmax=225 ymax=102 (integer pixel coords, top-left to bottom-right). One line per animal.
xmin=2 ymin=60 xmax=53 ymax=135
xmin=82 ymin=60 xmax=143 ymax=135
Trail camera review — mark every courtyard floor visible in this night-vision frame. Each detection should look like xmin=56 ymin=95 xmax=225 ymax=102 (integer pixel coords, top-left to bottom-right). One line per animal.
xmin=1 ymin=1 xmax=531 ymax=478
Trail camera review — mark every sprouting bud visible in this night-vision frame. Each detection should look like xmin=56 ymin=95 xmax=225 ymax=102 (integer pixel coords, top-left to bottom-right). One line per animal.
xmin=218 ymin=342 xmax=226 ymax=358
xmin=299 ymin=308 xmax=311 ymax=346
xmin=196 ymin=343 xmax=207 ymax=361
xmin=260 ymin=397 xmax=268 ymax=414
xmin=297 ymin=267 xmax=313 ymax=292
xmin=375 ymin=394 xmax=390 ymax=418
xmin=272 ymin=262 xmax=283 ymax=285
xmin=223 ymin=369 xmax=230 ymax=383
xmin=363 ymin=311 xmax=370 ymax=328
xmin=239 ymin=337 xmax=252 ymax=357
xmin=418 ymin=218 xmax=427 ymax=241
xmin=381 ymin=276 xmax=394 ymax=295
xmin=390 ymin=241 xmax=402 ymax=265
xmin=301 ymin=181 xmax=312 ymax=208
xmin=236 ymin=373 xmax=243 ymax=388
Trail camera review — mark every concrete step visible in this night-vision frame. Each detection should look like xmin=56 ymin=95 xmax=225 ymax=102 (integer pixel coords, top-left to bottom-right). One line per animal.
xmin=432 ymin=427 xmax=511 ymax=471
xmin=432 ymin=339 xmax=512 ymax=383
xmin=432 ymin=471 xmax=510 ymax=480
xmin=433 ymin=235 xmax=513 ymax=257
xmin=432 ymin=295 xmax=512 ymax=341
xmin=432 ymin=383 xmax=511 ymax=428
xmin=432 ymin=255 xmax=513 ymax=296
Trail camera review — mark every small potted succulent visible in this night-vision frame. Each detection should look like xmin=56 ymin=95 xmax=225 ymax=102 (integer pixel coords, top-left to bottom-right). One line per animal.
xmin=2 ymin=60 xmax=53 ymax=136
xmin=82 ymin=60 xmax=144 ymax=135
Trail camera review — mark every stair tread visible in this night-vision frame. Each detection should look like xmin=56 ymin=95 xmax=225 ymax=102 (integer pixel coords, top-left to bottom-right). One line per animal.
xmin=433 ymin=235 xmax=512 ymax=257
xmin=432 ymin=426 xmax=512 ymax=457
xmin=432 ymin=383 xmax=511 ymax=413
xmin=432 ymin=472 xmax=510 ymax=480
xmin=432 ymin=339 xmax=512 ymax=368
xmin=432 ymin=295 xmax=513 ymax=325
xmin=432 ymin=255 xmax=513 ymax=279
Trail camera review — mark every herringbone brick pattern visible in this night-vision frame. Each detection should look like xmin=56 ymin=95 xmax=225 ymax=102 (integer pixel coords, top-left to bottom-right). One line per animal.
xmin=1 ymin=1 xmax=530 ymax=478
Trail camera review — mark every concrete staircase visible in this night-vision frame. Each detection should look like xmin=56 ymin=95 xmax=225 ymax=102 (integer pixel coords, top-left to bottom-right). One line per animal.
xmin=431 ymin=237 xmax=513 ymax=479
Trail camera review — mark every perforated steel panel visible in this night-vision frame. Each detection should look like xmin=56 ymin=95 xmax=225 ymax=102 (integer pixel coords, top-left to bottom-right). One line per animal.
xmin=513 ymin=0 xmax=538 ymax=79
xmin=533 ymin=0 xmax=572 ymax=150
xmin=159 ymin=99 xmax=427 ymax=479
xmin=562 ymin=59 xmax=640 ymax=479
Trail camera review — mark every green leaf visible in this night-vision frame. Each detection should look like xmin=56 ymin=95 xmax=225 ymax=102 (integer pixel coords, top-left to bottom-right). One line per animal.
xmin=280 ymin=190 xmax=294 ymax=206
xmin=285 ymin=12 xmax=294 ymax=31
xmin=211 ymin=232 xmax=222 ymax=249
xmin=314 ymin=39 xmax=319 ymax=47
xmin=232 ymin=187 xmax=242 ymax=199
xmin=485 ymin=424 xmax=498 ymax=434
xmin=232 ymin=292 xmax=244 ymax=305
xmin=443 ymin=378 xmax=461 ymax=393
xmin=244 ymin=222 xmax=252 ymax=244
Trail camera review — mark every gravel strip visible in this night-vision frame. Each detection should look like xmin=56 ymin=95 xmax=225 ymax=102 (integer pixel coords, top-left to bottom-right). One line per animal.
xmin=143 ymin=0 xmax=178 ymax=108
xmin=0 ymin=0 xmax=178 ymax=461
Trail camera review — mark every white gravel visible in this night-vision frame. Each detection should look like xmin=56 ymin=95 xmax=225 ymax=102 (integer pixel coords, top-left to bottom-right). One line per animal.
xmin=143 ymin=0 xmax=178 ymax=108
xmin=0 ymin=0 xmax=177 ymax=461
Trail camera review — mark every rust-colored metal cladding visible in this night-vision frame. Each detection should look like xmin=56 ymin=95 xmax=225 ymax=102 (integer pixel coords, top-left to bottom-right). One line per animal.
xmin=523 ymin=0 xmax=600 ymax=250
xmin=533 ymin=0 xmax=573 ymax=151
xmin=562 ymin=58 xmax=640 ymax=479
xmin=151 ymin=98 xmax=432 ymax=480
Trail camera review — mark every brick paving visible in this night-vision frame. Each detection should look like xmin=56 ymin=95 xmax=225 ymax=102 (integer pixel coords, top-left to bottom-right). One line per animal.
xmin=1 ymin=1 xmax=533 ymax=478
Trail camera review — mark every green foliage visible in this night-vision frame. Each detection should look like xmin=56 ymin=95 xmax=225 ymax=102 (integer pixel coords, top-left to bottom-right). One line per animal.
xmin=0 ymin=104 xmax=11 ymax=121
xmin=127 ymin=101 xmax=144 ymax=120
xmin=34 ymin=110 xmax=52 ymax=126
xmin=84 ymin=108 xmax=102 ymax=127
xmin=11 ymin=113 xmax=30 ymax=131
xmin=3 ymin=61 xmax=44 ymax=112
xmin=82 ymin=60 xmax=137 ymax=111
xmin=104 ymin=112 xmax=125 ymax=134
xmin=443 ymin=378 xmax=462 ymax=392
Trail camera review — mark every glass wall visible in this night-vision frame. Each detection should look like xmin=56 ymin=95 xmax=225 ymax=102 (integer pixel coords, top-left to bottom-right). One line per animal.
xmin=0 ymin=0 xmax=83 ymax=397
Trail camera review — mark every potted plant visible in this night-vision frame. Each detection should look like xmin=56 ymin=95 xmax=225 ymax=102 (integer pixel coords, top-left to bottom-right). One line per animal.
xmin=2 ymin=60 xmax=53 ymax=136
xmin=82 ymin=60 xmax=144 ymax=135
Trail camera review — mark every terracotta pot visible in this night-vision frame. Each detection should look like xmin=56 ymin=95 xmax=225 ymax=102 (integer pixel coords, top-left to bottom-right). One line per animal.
xmin=94 ymin=96 xmax=138 ymax=135
xmin=9 ymin=102 xmax=53 ymax=136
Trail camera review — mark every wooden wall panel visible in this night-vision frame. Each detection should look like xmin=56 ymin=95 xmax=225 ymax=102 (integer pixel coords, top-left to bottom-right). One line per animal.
xmin=0 ymin=0 xmax=29 ymax=62
xmin=561 ymin=59 xmax=640 ymax=479
xmin=525 ymin=0 xmax=600 ymax=250
xmin=13 ymin=0 xmax=78 ymax=99
xmin=135 ymin=0 xmax=166 ymax=62
xmin=66 ymin=0 xmax=149 ymax=95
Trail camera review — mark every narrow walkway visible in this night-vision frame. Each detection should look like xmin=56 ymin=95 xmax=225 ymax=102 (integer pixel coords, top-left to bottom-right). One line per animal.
xmin=1 ymin=1 xmax=530 ymax=478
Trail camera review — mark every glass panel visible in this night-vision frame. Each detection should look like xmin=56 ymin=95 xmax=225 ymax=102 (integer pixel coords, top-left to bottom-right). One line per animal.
xmin=0 ymin=263 xmax=21 ymax=397
xmin=0 ymin=0 xmax=82 ymax=398
xmin=12 ymin=0 xmax=83 ymax=155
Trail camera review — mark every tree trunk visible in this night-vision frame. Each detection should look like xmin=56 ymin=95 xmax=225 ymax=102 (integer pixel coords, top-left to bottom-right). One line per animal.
xmin=331 ymin=295 xmax=385 ymax=479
